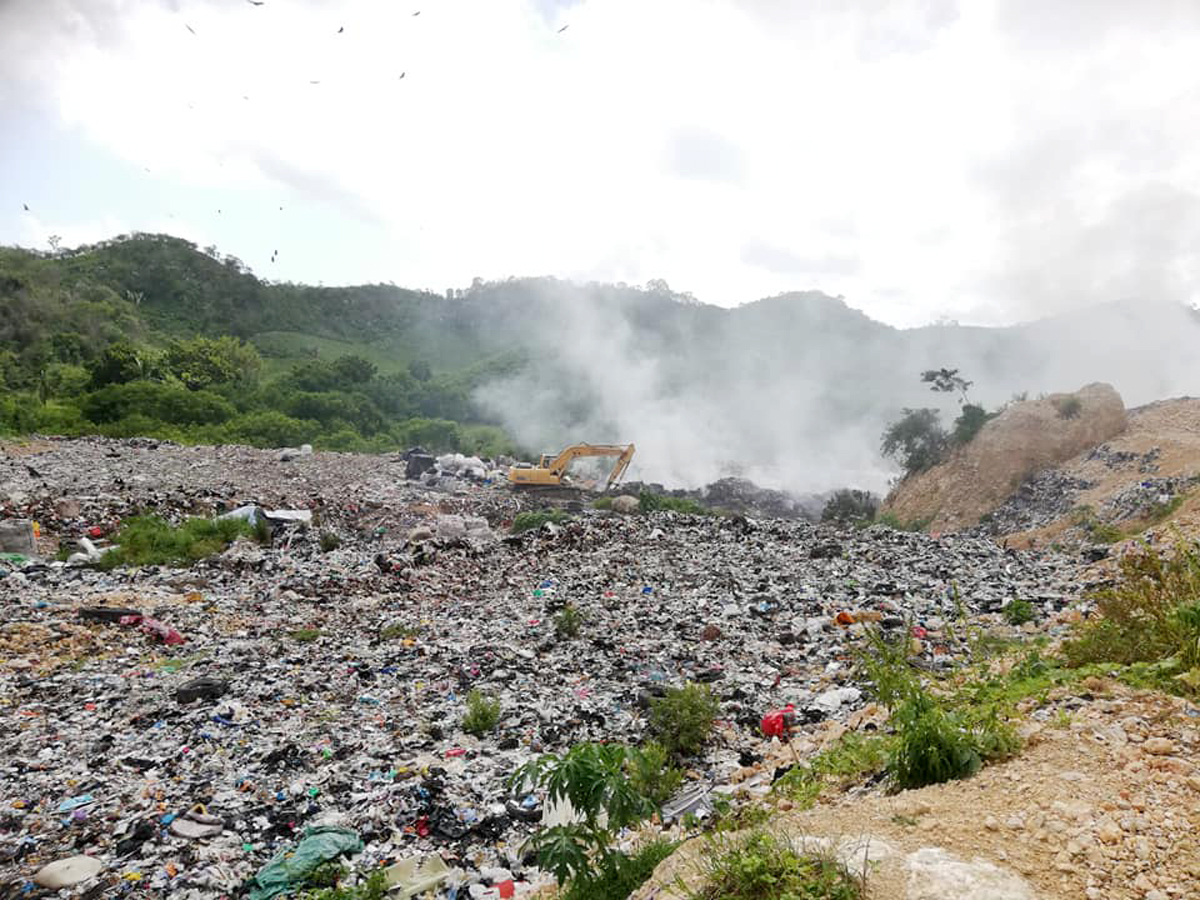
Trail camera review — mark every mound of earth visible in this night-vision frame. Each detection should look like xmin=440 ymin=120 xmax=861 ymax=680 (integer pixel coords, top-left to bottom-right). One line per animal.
xmin=884 ymin=384 xmax=1127 ymax=534
xmin=992 ymin=397 xmax=1200 ymax=550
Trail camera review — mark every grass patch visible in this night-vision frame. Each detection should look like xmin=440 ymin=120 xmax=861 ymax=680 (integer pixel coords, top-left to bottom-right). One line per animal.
xmin=649 ymin=682 xmax=719 ymax=759
xmin=874 ymin=511 xmax=932 ymax=532
xmin=462 ymin=689 xmax=501 ymax=736
xmin=639 ymin=491 xmax=712 ymax=516
xmin=512 ymin=509 xmax=571 ymax=534
xmin=554 ymin=603 xmax=584 ymax=638
xmin=774 ymin=731 xmax=894 ymax=809
xmin=318 ymin=531 xmax=341 ymax=553
xmin=289 ymin=628 xmax=322 ymax=643
xmin=592 ymin=496 xmax=614 ymax=510
xmin=95 ymin=514 xmax=254 ymax=569
xmin=690 ymin=830 xmax=863 ymax=900
xmin=379 ymin=623 xmax=418 ymax=641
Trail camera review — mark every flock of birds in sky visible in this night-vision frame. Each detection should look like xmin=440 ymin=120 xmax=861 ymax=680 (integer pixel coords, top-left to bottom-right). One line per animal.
xmin=19 ymin=3 xmax=571 ymax=268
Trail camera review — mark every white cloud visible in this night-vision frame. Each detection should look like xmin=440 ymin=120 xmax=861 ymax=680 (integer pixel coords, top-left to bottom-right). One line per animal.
xmin=4 ymin=0 xmax=1200 ymax=325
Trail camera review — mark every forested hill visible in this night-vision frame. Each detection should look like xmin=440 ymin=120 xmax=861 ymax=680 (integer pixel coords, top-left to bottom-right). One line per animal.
xmin=3 ymin=232 xmax=1200 ymax=492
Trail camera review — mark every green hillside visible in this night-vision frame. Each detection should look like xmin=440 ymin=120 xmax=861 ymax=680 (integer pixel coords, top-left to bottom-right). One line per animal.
xmin=0 ymin=234 xmax=521 ymax=457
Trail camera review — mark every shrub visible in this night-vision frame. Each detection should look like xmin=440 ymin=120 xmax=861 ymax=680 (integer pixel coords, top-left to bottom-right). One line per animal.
xmin=462 ymin=689 xmax=501 ymax=736
xmin=379 ymin=623 xmax=418 ymax=641
xmin=692 ymin=830 xmax=863 ymax=900
xmin=649 ymin=682 xmax=719 ymax=759
xmin=880 ymin=408 xmax=947 ymax=477
xmin=298 ymin=868 xmax=388 ymax=900
xmin=951 ymin=403 xmax=993 ymax=446
xmin=83 ymin=381 xmax=236 ymax=425
xmin=96 ymin=514 xmax=252 ymax=569
xmin=289 ymin=629 xmax=322 ymax=643
xmin=319 ymin=531 xmax=341 ymax=553
xmin=554 ymin=603 xmax=584 ymax=638
xmin=821 ymin=489 xmax=879 ymax=524
xmin=1063 ymin=543 xmax=1200 ymax=672
xmin=639 ymin=491 xmax=710 ymax=515
xmin=1052 ymin=395 xmax=1082 ymax=419
xmin=624 ymin=741 xmax=682 ymax=809
xmin=228 ymin=410 xmax=316 ymax=447
xmin=888 ymin=691 xmax=982 ymax=790
xmin=512 ymin=509 xmax=570 ymax=534
xmin=1002 ymin=597 xmax=1035 ymax=625
xmin=857 ymin=627 xmax=1017 ymax=790
xmin=592 ymin=496 xmax=614 ymax=510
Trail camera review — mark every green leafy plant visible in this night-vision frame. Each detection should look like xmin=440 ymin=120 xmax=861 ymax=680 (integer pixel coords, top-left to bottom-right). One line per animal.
xmin=1002 ymin=597 xmax=1035 ymax=626
xmin=462 ymin=689 xmax=501 ymax=736
xmin=638 ymin=491 xmax=711 ymax=515
xmin=289 ymin=628 xmax=322 ymax=643
xmin=649 ymin=682 xmax=719 ymax=759
xmin=299 ymin=867 xmax=388 ymax=900
xmin=560 ymin=839 xmax=678 ymax=900
xmin=379 ymin=623 xmax=418 ymax=641
xmin=821 ymin=489 xmax=879 ymax=525
xmin=554 ymin=603 xmax=584 ymax=639
xmin=624 ymin=741 xmax=683 ymax=808
xmin=690 ymin=830 xmax=863 ymax=900
xmin=951 ymin=403 xmax=995 ymax=446
xmin=1064 ymin=543 xmax=1200 ymax=677
xmin=512 ymin=509 xmax=571 ymax=534
xmin=592 ymin=496 xmax=614 ymax=510
xmin=318 ymin=531 xmax=341 ymax=552
xmin=509 ymin=743 xmax=661 ymax=888
xmin=881 ymin=407 xmax=947 ymax=477
xmin=95 ymin=514 xmax=253 ymax=569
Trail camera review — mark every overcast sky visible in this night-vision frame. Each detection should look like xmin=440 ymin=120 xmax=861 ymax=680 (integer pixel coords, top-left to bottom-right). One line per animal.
xmin=2 ymin=0 xmax=1198 ymax=327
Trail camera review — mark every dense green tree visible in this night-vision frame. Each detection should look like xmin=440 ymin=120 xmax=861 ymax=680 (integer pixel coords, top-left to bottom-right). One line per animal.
xmin=165 ymin=336 xmax=262 ymax=390
xmin=88 ymin=341 xmax=150 ymax=388
xmin=881 ymin=408 xmax=947 ymax=477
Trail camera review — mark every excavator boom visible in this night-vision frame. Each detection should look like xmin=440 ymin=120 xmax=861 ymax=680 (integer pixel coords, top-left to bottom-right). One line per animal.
xmin=508 ymin=442 xmax=635 ymax=490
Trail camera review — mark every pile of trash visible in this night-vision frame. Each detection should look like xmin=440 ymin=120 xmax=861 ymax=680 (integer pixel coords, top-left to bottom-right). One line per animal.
xmin=0 ymin=438 xmax=1091 ymax=898
xmin=976 ymin=470 xmax=1095 ymax=536
xmin=401 ymin=448 xmax=506 ymax=488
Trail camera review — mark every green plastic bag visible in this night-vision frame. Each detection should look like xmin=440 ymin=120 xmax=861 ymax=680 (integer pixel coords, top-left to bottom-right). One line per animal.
xmin=246 ymin=825 xmax=364 ymax=900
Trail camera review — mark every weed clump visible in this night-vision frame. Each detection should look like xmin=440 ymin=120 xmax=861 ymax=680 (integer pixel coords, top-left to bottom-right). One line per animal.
xmin=289 ymin=628 xmax=322 ymax=643
xmin=462 ymin=689 xmax=501 ymax=736
xmin=649 ymin=682 xmax=719 ymax=759
xmin=638 ymin=491 xmax=711 ymax=516
xmin=298 ymin=867 xmax=388 ymax=900
xmin=858 ymin=628 xmax=1018 ymax=791
xmin=625 ymin=741 xmax=682 ymax=809
xmin=692 ymin=830 xmax=863 ymax=900
xmin=821 ymin=489 xmax=879 ymax=525
xmin=1063 ymin=543 xmax=1200 ymax=678
xmin=512 ymin=509 xmax=571 ymax=534
xmin=560 ymin=839 xmax=678 ymax=900
xmin=318 ymin=531 xmax=341 ymax=552
xmin=1002 ymin=597 xmax=1035 ymax=626
xmin=554 ymin=603 xmax=584 ymax=638
xmin=96 ymin=514 xmax=253 ymax=569
xmin=1052 ymin=395 xmax=1082 ymax=419
xmin=379 ymin=623 xmax=418 ymax=641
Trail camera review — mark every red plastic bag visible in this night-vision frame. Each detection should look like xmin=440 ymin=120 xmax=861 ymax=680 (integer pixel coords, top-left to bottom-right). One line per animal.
xmin=760 ymin=704 xmax=796 ymax=738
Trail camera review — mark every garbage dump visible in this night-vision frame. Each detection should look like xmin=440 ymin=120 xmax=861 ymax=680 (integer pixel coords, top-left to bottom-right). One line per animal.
xmin=0 ymin=437 xmax=1091 ymax=897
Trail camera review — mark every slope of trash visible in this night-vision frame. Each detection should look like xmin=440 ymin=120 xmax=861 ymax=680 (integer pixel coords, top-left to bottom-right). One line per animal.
xmin=0 ymin=438 xmax=1095 ymax=897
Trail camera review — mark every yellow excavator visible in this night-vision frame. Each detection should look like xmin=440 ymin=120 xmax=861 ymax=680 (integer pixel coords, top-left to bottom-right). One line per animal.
xmin=508 ymin=443 xmax=635 ymax=491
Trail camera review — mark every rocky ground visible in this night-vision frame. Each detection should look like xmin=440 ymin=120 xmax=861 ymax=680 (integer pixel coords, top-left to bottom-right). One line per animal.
xmin=0 ymin=437 xmax=1196 ymax=899
xmin=637 ymin=683 xmax=1200 ymax=900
